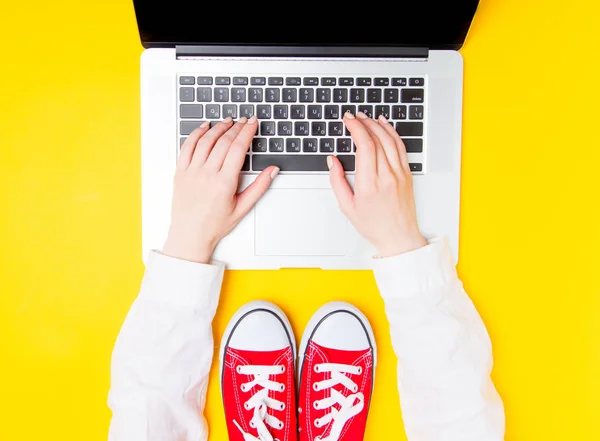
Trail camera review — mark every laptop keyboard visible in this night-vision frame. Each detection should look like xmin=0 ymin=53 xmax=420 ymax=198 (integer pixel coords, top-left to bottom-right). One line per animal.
xmin=178 ymin=75 xmax=426 ymax=173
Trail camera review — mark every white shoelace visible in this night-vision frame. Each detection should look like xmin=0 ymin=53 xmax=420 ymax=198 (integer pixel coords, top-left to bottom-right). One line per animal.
xmin=233 ymin=364 xmax=286 ymax=441
xmin=311 ymin=363 xmax=364 ymax=441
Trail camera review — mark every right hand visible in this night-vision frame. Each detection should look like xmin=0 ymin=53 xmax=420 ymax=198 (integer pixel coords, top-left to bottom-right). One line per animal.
xmin=328 ymin=112 xmax=427 ymax=257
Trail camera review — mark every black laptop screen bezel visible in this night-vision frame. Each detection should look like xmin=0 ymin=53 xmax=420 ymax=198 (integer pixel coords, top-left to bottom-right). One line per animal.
xmin=132 ymin=1 xmax=480 ymax=51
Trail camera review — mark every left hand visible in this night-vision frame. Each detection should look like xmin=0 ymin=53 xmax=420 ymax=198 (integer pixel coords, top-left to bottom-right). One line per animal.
xmin=163 ymin=116 xmax=279 ymax=263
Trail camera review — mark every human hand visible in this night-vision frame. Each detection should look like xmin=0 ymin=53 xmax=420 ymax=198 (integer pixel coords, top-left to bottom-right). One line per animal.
xmin=163 ymin=117 xmax=279 ymax=264
xmin=328 ymin=112 xmax=427 ymax=257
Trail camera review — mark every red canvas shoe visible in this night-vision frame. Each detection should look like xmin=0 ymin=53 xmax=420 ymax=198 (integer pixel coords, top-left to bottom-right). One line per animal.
xmin=298 ymin=302 xmax=376 ymax=441
xmin=220 ymin=301 xmax=298 ymax=441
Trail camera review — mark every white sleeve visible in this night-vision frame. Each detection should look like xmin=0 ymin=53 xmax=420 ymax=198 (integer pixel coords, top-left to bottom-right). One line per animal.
xmin=373 ymin=238 xmax=505 ymax=441
xmin=107 ymin=251 xmax=224 ymax=441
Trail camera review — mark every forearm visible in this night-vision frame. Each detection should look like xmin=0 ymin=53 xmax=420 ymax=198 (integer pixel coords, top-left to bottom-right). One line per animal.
xmin=108 ymin=252 xmax=224 ymax=441
xmin=374 ymin=238 xmax=505 ymax=441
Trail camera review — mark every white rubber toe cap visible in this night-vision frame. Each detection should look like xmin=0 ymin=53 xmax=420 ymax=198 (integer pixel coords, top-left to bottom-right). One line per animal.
xmin=310 ymin=307 xmax=371 ymax=352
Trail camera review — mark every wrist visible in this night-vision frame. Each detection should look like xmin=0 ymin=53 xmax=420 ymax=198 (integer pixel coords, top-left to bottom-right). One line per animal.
xmin=163 ymin=232 xmax=216 ymax=264
xmin=376 ymin=232 xmax=427 ymax=258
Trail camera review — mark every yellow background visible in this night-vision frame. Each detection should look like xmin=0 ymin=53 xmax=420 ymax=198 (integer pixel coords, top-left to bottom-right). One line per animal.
xmin=1 ymin=0 xmax=599 ymax=439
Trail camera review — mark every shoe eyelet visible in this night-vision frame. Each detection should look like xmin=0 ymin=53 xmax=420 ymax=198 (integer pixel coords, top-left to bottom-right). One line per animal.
xmin=314 ymin=419 xmax=321 ymax=428
xmin=250 ymin=421 xmax=255 ymax=428
xmin=240 ymin=385 xmax=248 ymax=392
xmin=236 ymin=366 xmax=242 ymax=374
xmin=313 ymin=383 xmax=320 ymax=392
xmin=244 ymin=402 xmax=250 ymax=410
xmin=352 ymin=386 xmax=358 ymax=393
xmin=280 ymin=403 xmax=286 ymax=411
xmin=357 ymin=367 xmax=362 ymax=375
xmin=313 ymin=401 xmax=320 ymax=410
xmin=314 ymin=365 xmax=320 ymax=373
xmin=280 ymin=365 xmax=286 ymax=373
xmin=279 ymin=384 xmax=286 ymax=392
xmin=315 ymin=437 xmax=321 ymax=441
xmin=278 ymin=422 xmax=284 ymax=430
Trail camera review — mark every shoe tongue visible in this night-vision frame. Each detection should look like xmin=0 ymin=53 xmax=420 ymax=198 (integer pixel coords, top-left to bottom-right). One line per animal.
xmin=228 ymin=346 xmax=291 ymax=366
xmin=311 ymin=341 xmax=372 ymax=366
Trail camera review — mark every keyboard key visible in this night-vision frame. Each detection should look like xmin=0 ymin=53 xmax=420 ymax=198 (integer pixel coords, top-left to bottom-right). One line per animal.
xmin=205 ymin=104 xmax=220 ymax=119
xmin=252 ymin=155 xmax=355 ymax=172
xmin=249 ymin=88 xmax=263 ymax=102
xmin=403 ymin=138 xmax=423 ymax=153
xmin=291 ymin=105 xmax=305 ymax=119
xmin=252 ymin=138 xmax=268 ymax=152
xmin=261 ymin=121 xmax=276 ymax=136
xmin=329 ymin=122 xmax=344 ymax=136
xmin=401 ymin=89 xmax=425 ymax=103
xmin=179 ymin=76 xmax=195 ymax=85
xmin=357 ymin=78 xmax=372 ymax=86
xmin=321 ymin=78 xmax=336 ymax=86
xmin=286 ymin=138 xmax=301 ymax=152
xmin=392 ymin=105 xmax=407 ymax=119
xmin=317 ymin=88 xmax=331 ymax=103
xmin=269 ymin=138 xmax=284 ymax=152
xmin=180 ymin=104 xmax=203 ymax=118
xmin=337 ymin=138 xmax=352 ymax=152
xmin=214 ymin=87 xmax=229 ymax=102
xmin=324 ymin=105 xmax=340 ymax=119
xmin=197 ymin=76 xmax=213 ymax=85
xmin=266 ymin=88 xmax=280 ymax=102
xmin=196 ymin=87 xmax=212 ymax=102
xmin=358 ymin=105 xmax=373 ymax=118
xmin=303 ymin=138 xmax=318 ymax=152
xmin=257 ymin=105 xmax=272 ymax=119
xmin=375 ymin=105 xmax=390 ymax=120
xmin=342 ymin=105 xmax=356 ymax=116
xmin=395 ymin=122 xmax=423 ymax=136
xmin=240 ymin=105 xmax=255 ymax=119
xmin=300 ymin=88 xmax=314 ymax=103
xmin=251 ymin=77 xmax=266 ymax=85
xmin=320 ymin=138 xmax=335 ymax=152
xmin=384 ymin=89 xmax=399 ymax=103
xmin=304 ymin=77 xmax=319 ymax=86
xmin=233 ymin=77 xmax=248 ymax=85
xmin=295 ymin=122 xmax=309 ymax=136
xmin=223 ymin=104 xmax=237 ymax=119
xmin=268 ymin=77 xmax=284 ymax=86
xmin=278 ymin=121 xmax=292 ymax=136
xmin=409 ymin=78 xmax=425 ymax=86
xmin=180 ymin=87 xmax=195 ymax=102
xmin=282 ymin=88 xmax=297 ymax=102
xmin=308 ymin=105 xmax=322 ymax=119
xmin=232 ymin=88 xmax=247 ymax=102
xmin=286 ymin=77 xmax=302 ymax=86
xmin=367 ymin=89 xmax=382 ymax=103
xmin=350 ymin=89 xmax=365 ymax=103
xmin=180 ymin=120 xmax=204 ymax=135
xmin=216 ymin=77 xmax=231 ymax=85
xmin=409 ymin=105 xmax=424 ymax=120
xmin=339 ymin=78 xmax=354 ymax=86
xmin=375 ymin=78 xmax=389 ymax=86
xmin=312 ymin=121 xmax=326 ymax=136
xmin=180 ymin=137 xmax=187 ymax=148
xmin=274 ymin=105 xmax=288 ymax=119
xmin=242 ymin=155 xmax=250 ymax=171
xmin=392 ymin=78 xmax=407 ymax=86
xmin=333 ymin=88 xmax=348 ymax=103
xmin=409 ymin=163 xmax=423 ymax=172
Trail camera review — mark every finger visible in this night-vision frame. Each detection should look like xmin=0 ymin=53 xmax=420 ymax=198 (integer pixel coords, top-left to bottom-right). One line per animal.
xmin=177 ymin=121 xmax=210 ymax=169
xmin=359 ymin=114 xmax=402 ymax=172
xmin=343 ymin=112 xmax=377 ymax=182
xmin=233 ymin=166 xmax=280 ymax=220
xmin=364 ymin=122 xmax=391 ymax=176
xmin=190 ymin=118 xmax=234 ymax=168
xmin=327 ymin=155 xmax=354 ymax=216
xmin=221 ymin=116 xmax=259 ymax=175
xmin=204 ymin=118 xmax=248 ymax=170
xmin=378 ymin=115 xmax=410 ymax=172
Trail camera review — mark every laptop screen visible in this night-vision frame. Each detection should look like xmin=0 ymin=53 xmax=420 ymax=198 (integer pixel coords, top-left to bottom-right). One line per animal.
xmin=133 ymin=1 xmax=480 ymax=51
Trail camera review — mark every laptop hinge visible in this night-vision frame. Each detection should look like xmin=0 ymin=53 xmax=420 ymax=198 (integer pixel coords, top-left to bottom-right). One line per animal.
xmin=176 ymin=45 xmax=428 ymax=59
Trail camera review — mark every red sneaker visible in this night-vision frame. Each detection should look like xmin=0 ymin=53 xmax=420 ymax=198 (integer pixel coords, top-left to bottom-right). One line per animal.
xmin=298 ymin=302 xmax=376 ymax=441
xmin=220 ymin=301 xmax=298 ymax=441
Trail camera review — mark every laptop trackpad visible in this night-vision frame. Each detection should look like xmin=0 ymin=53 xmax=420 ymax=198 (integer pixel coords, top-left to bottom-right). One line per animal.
xmin=255 ymin=189 xmax=348 ymax=256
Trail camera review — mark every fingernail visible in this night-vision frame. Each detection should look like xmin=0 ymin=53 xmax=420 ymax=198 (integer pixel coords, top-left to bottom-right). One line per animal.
xmin=269 ymin=166 xmax=280 ymax=180
xmin=248 ymin=115 xmax=257 ymax=123
xmin=223 ymin=117 xmax=233 ymax=123
xmin=344 ymin=111 xmax=355 ymax=119
xmin=378 ymin=115 xmax=389 ymax=124
xmin=239 ymin=116 xmax=248 ymax=124
xmin=356 ymin=111 xmax=368 ymax=119
xmin=200 ymin=121 xmax=210 ymax=128
xmin=327 ymin=156 xmax=333 ymax=170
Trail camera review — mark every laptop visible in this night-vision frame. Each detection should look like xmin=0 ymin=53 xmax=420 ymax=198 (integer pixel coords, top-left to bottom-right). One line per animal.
xmin=134 ymin=1 xmax=480 ymax=269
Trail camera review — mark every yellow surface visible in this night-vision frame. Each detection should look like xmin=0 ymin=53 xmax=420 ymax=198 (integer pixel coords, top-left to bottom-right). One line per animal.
xmin=1 ymin=0 xmax=599 ymax=439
